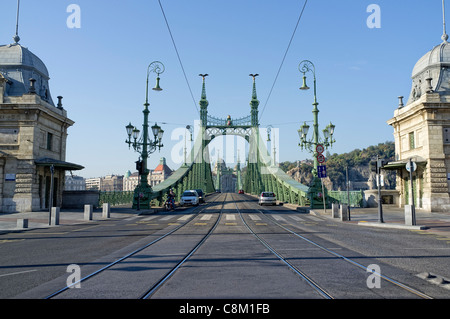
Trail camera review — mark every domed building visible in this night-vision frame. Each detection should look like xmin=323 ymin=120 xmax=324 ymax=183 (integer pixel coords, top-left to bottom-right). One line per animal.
xmin=0 ymin=33 xmax=83 ymax=212
xmin=387 ymin=14 xmax=450 ymax=212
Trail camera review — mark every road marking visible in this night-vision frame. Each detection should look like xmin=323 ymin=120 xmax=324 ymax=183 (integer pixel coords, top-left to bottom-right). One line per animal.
xmin=225 ymin=222 xmax=237 ymax=226
xmin=195 ymin=223 xmax=207 ymax=226
xmin=201 ymin=214 xmax=212 ymax=221
xmin=160 ymin=215 xmax=175 ymax=221
xmin=271 ymin=215 xmax=286 ymax=222
xmin=0 ymin=239 xmax=25 ymax=244
xmin=290 ymin=216 xmax=304 ymax=222
xmin=72 ymin=225 xmax=100 ymax=232
xmin=0 ymin=269 xmax=37 ymax=278
xmin=256 ymin=223 xmax=267 ymax=226
xmin=177 ymin=215 xmax=191 ymax=221
xmin=226 ymin=214 xmax=236 ymax=221
xmin=143 ymin=216 xmax=158 ymax=221
xmin=249 ymin=214 xmax=261 ymax=221
xmin=306 ymin=215 xmax=322 ymax=222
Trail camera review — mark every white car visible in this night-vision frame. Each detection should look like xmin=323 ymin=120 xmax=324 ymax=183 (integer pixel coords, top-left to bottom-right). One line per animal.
xmin=258 ymin=192 xmax=277 ymax=206
xmin=180 ymin=190 xmax=199 ymax=206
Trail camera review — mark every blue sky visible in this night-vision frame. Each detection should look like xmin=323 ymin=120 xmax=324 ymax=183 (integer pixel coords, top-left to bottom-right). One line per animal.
xmin=0 ymin=0 xmax=447 ymax=178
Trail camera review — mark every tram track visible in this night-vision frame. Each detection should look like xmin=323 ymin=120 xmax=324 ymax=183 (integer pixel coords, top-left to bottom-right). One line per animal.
xmin=45 ymin=192 xmax=227 ymax=299
xmin=237 ymin=194 xmax=434 ymax=299
xmin=232 ymin=195 xmax=333 ymax=299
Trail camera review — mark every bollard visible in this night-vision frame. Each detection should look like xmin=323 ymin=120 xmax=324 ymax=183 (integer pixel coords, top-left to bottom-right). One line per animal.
xmin=17 ymin=218 xmax=28 ymax=229
xmin=51 ymin=207 xmax=60 ymax=225
xmin=340 ymin=204 xmax=348 ymax=221
xmin=404 ymin=205 xmax=416 ymax=226
xmin=102 ymin=203 xmax=110 ymax=219
xmin=331 ymin=203 xmax=339 ymax=218
xmin=84 ymin=204 xmax=93 ymax=221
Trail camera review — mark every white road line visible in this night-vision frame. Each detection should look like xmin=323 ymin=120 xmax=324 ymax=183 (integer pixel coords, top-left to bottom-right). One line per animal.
xmin=0 ymin=270 xmax=37 ymax=278
xmin=271 ymin=215 xmax=287 ymax=222
xmin=177 ymin=215 xmax=191 ymax=221
xmin=160 ymin=215 xmax=175 ymax=221
xmin=142 ymin=216 xmax=158 ymax=221
xmin=226 ymin=214 xmax=236 ymax=221
xmin=249 ymin=214 xmax=261 ymax=221
xmin=290 ymin=216 xmax=305 ymax=222
xmin=306 ymin=215 xmax=323 ymax=222
xmin=200 ymin=214 xmax=212 ymax=221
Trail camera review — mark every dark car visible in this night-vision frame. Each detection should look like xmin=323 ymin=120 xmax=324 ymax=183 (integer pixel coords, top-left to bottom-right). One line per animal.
xmin=195 ymin=189 xmax=205 ymax=203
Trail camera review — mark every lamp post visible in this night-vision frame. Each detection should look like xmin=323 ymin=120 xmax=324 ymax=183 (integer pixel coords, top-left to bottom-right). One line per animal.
xmin=297 ymin=60 xmax=335 ymax=209
xmin=125 ymin=61 xmax=165 ymax=209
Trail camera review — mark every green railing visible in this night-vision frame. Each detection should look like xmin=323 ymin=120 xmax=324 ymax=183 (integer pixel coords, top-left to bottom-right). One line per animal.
xmin=99 ymin=191 xmax=133 ymax=206
xmin=327 ymin=190 xmax=364 ymax=208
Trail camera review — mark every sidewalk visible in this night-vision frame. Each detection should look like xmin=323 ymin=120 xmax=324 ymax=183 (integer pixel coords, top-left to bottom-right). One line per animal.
xmin=312 ymin=205 xmax=450 ymax=235
xmin=0 ymin=205 xmax=142 ymax=234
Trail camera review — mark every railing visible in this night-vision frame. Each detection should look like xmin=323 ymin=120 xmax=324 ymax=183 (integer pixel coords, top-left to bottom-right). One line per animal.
xmin=327 ymin=190 xmax=364 ymax=208
xmin=99 ymin=191 xmax=133 ymax=206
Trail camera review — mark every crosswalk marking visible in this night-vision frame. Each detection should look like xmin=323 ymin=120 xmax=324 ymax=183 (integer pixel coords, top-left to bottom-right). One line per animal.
xmin=201 ymin=214 xmax=212 ymax=221
xmin=306 ymin=215 xmax=322 ymax=222
xmin=160 ymin=215 xmax=175 ymax=221
xmin=290 ymin=216 xmax=304 ymax=222
xmin=177 ymin=215 xmax=191 ymax=221
xmin=226 ymin=214 xmax=236 ymax=221
xmin=142 ymin=216 xmax=158 ymax=221
xmin=271 ymin=215 xmax=286 ymax=222
xmin=249 ymin=214 xmax=261 ymax=221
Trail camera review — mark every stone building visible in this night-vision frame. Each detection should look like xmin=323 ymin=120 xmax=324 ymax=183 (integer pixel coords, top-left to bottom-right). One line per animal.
xmin=386 ymin=21 xmax=450 ymax=212
xmin=0 ymin=36 xmax=82 ymax=212
xmin=123 ymin=157 xmax=173 ymax=191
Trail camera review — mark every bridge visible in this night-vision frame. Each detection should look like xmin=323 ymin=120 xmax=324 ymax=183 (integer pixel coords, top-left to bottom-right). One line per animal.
xmin=133 ymin=73 xmax=314 ymax=209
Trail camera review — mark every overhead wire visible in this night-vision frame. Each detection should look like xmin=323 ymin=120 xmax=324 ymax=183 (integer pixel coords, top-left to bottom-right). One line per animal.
xmin=157 ymin=0 xmax=199 ymax=114
xmin=259 ymin=0 xmax=309 ymax=122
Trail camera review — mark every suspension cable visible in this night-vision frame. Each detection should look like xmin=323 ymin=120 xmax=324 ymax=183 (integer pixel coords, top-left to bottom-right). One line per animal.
xmin=158 ymin=0 xmax=199 ymax=114
xmin=259 ymin=0 xmax=308 ymax=122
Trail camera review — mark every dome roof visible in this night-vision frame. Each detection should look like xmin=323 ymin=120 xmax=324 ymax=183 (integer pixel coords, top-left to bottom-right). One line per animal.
xmin=0 ymin=43 xmax=54 ymax=105
xmin=406 ymin=37 xmax=450 ymax=106
xmin=411 ymin=41 xmax=450 ymax=77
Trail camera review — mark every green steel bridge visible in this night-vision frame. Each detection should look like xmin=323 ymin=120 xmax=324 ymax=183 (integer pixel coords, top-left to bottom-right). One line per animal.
xmin=133 ymin=74 xmax=317 ymax=209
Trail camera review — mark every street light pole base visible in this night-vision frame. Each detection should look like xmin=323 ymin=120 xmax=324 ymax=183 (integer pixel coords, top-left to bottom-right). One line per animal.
xmin=132 ymin=184 xmax=153 ymax=210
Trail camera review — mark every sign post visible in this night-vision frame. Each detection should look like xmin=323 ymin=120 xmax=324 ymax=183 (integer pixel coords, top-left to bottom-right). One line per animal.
xmin=405 ymin=158 xmax=417 ymax=225
xmin=315 ymin=145 xmax=327 ymax=213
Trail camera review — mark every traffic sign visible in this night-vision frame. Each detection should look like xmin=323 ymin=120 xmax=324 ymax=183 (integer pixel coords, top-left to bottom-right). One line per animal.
xmin=317 ymin=165 xmax=327 ymax=178
xmin=405 ymin=161 xmax=417 ymax=172
xmin=316 ymin=144 xmax=324 ymax=154
xmin=317 ymin=154 xmax=325 ymax=164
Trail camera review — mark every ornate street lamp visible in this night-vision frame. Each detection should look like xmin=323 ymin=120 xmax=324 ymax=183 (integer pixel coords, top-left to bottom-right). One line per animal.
xmin=125 ymin=61 xmax=165 ymax=209
xmin=297 ymin=60 xmax=336 ymax=209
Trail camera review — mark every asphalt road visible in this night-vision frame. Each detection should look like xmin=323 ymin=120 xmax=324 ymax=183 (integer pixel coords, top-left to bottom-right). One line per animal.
xmin=1 ymin=192 xmax=449 ymax=300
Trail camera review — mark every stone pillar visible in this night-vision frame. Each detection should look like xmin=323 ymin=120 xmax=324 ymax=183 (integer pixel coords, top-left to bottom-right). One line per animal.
xmin=331 ymin=203 xmax=339 ymax=218
xmin=340 ymin=204 xmax=348 ymax=221
xmin=84 ymin=204 xmax=93 ymax=221
xmin=17 ymin=218 xmax=28 ymax=229
xmin=51 ymin=207 xmax=60 ymax=225
xmin=102 ymin=203 xmax=110 ymax=219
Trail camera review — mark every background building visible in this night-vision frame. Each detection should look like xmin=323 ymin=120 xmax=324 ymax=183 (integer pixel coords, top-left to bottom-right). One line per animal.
xmin=64 ymin=175 xmax=86 ymax=191
xmin=0 ymin=36 xmax=82 ymax=212
xmin=387 ymin=26 xmax=450 ymax=212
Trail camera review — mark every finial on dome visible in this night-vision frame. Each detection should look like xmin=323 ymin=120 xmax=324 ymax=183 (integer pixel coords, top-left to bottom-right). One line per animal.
xmin=443 ymin=0 xmax=449 ymax=42
xmin=12 ymin=0 xmax=21 ymax=44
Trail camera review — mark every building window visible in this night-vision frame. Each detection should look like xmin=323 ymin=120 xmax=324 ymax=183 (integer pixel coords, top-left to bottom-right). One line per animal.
xmin=409 ymin=132 xmax=415 ymax=150
xmin=47 ymin=132 xmax=53 ymax=151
